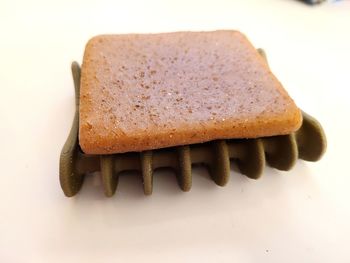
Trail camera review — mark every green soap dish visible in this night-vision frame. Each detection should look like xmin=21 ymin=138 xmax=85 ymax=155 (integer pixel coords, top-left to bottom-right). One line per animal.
xmin=59 ymin=50 xmax=327 ymax=197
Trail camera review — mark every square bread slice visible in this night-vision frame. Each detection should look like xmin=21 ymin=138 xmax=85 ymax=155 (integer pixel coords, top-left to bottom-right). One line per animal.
xmin=79 ymin=30 xmax=302 ymax=154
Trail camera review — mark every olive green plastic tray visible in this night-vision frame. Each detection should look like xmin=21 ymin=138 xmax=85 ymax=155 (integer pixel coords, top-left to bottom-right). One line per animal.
xmin=59 ymin=49 xmax=326 ymax=197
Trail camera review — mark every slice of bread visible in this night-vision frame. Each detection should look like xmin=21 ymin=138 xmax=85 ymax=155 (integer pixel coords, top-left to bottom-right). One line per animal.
xmin=79 ymin=30 xmax=302 ymax=154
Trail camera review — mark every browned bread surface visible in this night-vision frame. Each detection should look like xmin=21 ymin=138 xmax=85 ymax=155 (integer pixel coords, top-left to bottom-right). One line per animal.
xmin=79 ymin=30 xmax=302 ymax=154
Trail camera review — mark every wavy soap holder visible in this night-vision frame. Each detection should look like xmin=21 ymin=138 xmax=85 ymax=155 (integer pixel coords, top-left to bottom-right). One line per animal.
xmin=60 ymin=49 xmax=327 ymax=197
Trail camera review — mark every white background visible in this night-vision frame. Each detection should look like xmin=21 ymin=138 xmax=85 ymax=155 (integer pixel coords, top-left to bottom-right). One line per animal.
xmin=1 ymin=0 xmax=350 ymax=262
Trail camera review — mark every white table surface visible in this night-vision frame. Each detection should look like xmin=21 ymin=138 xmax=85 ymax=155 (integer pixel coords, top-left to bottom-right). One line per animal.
xmin=1 ymin=0 xmax=350 ymax=262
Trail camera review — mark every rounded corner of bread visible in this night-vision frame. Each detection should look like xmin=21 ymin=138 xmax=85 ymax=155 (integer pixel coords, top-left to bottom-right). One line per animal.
xmin=78 ymin=125 xmax=97 ymax=154
xmin=287 ymin=107 xmax=303 ymax=132
xmin=232 ymin=30 xmax=245 ymax=37
xmin=85 ymin=35 xmax=108 ymax=50
xmin=78 ymin=138 xmax=89 ymax=154
xmin=233 ymin=30 xmax=250 ymax=41
xmin=77 ymin=128 xmax=92 ymax=154
xmin=294 ymin=108 xmax=303 ymax=130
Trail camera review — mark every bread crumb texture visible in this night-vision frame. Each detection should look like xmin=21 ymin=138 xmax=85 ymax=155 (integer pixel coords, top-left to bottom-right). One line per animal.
xmin=79 ymin=30 xmax=302 ymax=154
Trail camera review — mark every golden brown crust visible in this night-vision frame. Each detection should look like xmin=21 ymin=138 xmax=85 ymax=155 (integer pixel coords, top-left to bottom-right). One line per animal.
xmin=79 ymin=31 xmax=302 ymax=154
